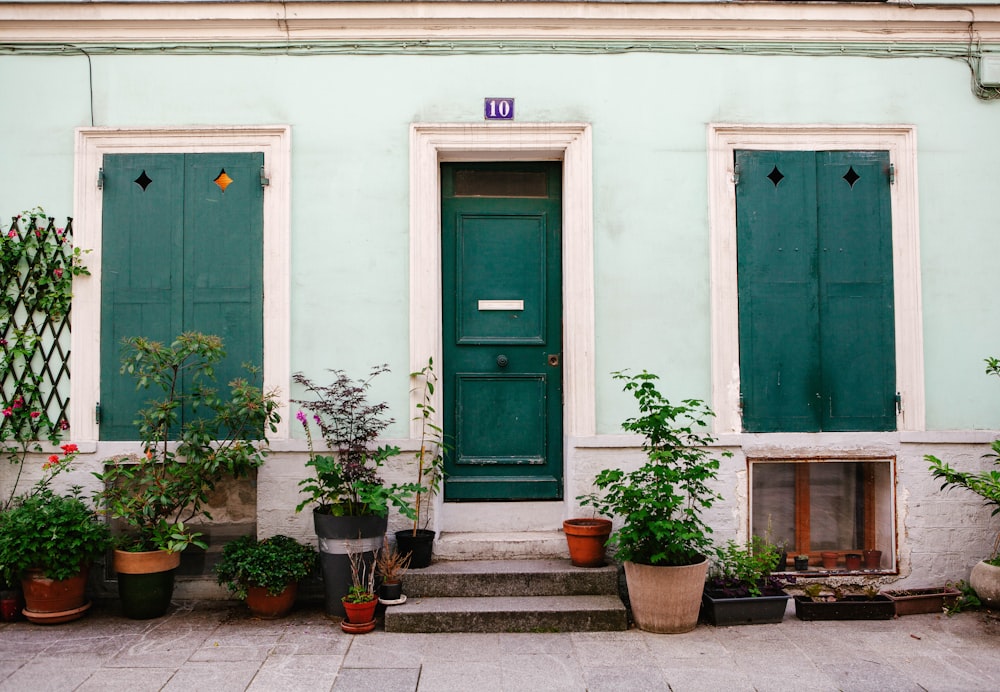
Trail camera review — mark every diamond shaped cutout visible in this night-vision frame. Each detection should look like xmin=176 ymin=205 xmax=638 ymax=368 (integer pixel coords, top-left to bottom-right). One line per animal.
xmin=767 ymin=165 xmax=784 ymax=187
xmin=843 ymin=166 xmax=860 ymax=188
xmin=134 ymin=170 xmax=152 ymax=191
xmin=214 ymin=169 xmax=233 ymax=192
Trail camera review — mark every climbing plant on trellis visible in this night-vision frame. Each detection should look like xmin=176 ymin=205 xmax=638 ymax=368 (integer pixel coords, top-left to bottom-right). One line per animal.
xmin=0 ymin=208 xmax=89 ymax=441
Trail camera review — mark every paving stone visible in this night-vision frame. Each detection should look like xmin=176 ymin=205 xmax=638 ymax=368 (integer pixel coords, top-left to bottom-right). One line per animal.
xmin=331 ymin=666 xmax=420 ymax=692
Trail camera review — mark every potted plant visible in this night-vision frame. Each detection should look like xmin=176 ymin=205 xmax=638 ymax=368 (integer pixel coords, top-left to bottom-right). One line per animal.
xmin=215 ymin=534 xmax=316 ymax=619
xmin=563 ymin=515 xmax=614 ymax=568
xmin=793 ymin=554 xmax=810 ymax=571
xmin=375 ymin=536 xmax=410 ymax=602
xmin=926 ymin=356 xmax=1000 ymax=607
xmin=341 ymin=541 xmax=378 ymax=633
xmin=794 ymin=584 xmax=895 ymax=620
xmin=93 ymin=333 xmax=281 ymax=620
xmin=396 ymin=358 xmax=447 ymax=568
xmin=293 ymin=365 xmax=421 ymax=616
xmin=0 ymin=450 xmax=111 ymax=624
xmin=580 ymin=370 xmax=729 ymax=633
xmin=702 ymin=537 xmax=792 ymax=626
xmin=882 ymin=586 xmax=962 ymax=616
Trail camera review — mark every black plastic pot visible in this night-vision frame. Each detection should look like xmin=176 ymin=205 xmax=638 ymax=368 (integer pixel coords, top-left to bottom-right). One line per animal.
xmin=702 ymin=591 xmax=790 ymax=626
xmin=118 ymin=571 xmax=176 ymax=620
xmin=395 ymin=529 xmax=435 ymax=568
xmin=379 ymin=581 xmax=403 ymax=601
xmin=793 ymin=595 xmax=895 ymax=620
xmin=314 ymin=511 xmax=387 ymax=617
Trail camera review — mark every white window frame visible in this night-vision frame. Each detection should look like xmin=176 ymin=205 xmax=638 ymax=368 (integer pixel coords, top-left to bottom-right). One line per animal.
xmin=72 ymin=126 xmax=292 ymax=442
xmin=707 ymin=124 xmax=924 ymax=435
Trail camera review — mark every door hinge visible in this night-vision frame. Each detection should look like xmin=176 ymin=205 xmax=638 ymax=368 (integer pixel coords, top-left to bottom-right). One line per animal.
xmin=895 ymin=392 xmax=902 ymax=415
xmin=260 ymin=166 xmax=270 ymax=189
xmin=733 ymin=162 xmax=741 ymax=186
xmin=95 ymin=402 xmax=102 ymax=425
xmin=97 ymin=167 xmax=105 ymax=190
xmin=889 ymin=163 xmax=895 ymax=185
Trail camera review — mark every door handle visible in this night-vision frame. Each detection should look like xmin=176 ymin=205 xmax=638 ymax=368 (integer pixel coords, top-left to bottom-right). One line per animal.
xmin=496 ymin=355 xmax=509 ymax=368
xmin=548 ymin=354 xmax=560 ymax=367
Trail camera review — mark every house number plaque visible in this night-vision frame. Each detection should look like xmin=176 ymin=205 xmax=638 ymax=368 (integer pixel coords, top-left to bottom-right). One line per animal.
xmin=484 ymin=98 xmax=515 ymax=120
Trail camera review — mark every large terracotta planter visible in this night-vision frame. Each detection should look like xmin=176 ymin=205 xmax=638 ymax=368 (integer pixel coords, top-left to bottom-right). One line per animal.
xmin=563 ymin=518 xmax=613 ymax=568
xmin=246 ymin=582 xmax=297 ymax=619
xmin=20 ymin=567 xmax=91 ymax=624
xmin=970 ymin=560 xmax=1000 ymax=607
xmin=624 ymin=558 xmax=708 ymax=633
xmin=114 ymin=549 xmax=181 ymax=620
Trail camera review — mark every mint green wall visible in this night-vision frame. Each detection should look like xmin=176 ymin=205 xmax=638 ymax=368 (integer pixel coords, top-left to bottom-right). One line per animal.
xmin=1 ymin=51 xmax=998 ymax=433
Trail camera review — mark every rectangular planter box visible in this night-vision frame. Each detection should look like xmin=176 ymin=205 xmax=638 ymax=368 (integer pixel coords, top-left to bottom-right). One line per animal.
xmin=702 ymin=591 xmax=790 ymax=626
xmin=793 ymin=595 xmax=895 ymax=621
xmin=883 ymin=587 xmax=961 ymax=616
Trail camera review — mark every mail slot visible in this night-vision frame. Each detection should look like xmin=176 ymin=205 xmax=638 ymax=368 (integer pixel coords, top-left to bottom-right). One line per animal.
xmin=478 ymin=300 xmax=524 ymax=311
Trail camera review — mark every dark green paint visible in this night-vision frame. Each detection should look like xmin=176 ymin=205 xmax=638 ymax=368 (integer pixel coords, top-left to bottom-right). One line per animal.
xmin=441 ymin=162 xmax=563 ymax=500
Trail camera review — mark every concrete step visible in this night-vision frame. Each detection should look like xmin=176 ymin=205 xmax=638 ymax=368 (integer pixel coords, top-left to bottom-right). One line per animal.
xmin=383 ymin=594 xmax=628 ymax=633
xmin=383 ymin=558 xmax=628 ymax=633
xmin=402 ymin=559 xmax=620 ymax=598
xmin=432 ymin=531 xmax=569 ymax=561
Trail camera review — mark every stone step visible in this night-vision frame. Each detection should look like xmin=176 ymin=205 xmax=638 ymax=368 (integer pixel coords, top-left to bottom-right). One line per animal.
xmin=383 ymin=594 xmax=629 ymax=633
xmin=402 ymin=558 xmax=620 ymax=598
xmin=432 ymin=531 xmax=569 ymax=561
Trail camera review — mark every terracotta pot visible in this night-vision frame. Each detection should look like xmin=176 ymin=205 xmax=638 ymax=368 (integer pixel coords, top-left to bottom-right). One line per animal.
xmin=114 ymin=549 xmax=181 ymax=620
xmin=342 ymin=597 xmax=378 ymax=624
xmin=20 ymin=566 xmax=90 ymax=623
xmin=820 ymin=551 xmax=839 ymax=569
xmin=245 ymin=583 xmax=297 ymax=619
xmin=863 ymin=549 xmax=882 ymax=569
xmin=970 ymin=560 xmax=1000 ymax=608
xmin=563 ymin=518 xmax=613 ymax=568
xmin=844 ymin=553 xmax=862 ymax=571
xmin=624 ymin=558 xmax=707 ymax=634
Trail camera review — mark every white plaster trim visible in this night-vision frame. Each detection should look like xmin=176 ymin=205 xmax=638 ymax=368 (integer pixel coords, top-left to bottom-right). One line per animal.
xmin=707 ymin=124 xmax=924 ymax=434
xmin=409 ymin=123 xmax=594 ymax=528
xmin=72 ymin=126 xmax=292 ymax=442
xmin=2 ymin=3 xmax=999 ymax=44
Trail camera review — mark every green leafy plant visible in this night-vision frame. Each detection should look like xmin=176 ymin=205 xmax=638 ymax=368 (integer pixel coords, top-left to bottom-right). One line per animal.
xmin=215 ymin=534 xmax=317 ymax=600
xmin=293 ymin=365 xmax=421 ymax=518
xmin=944 ymin=579 xmax=982 ymax=615
xmin=926 ymin=357 xmax=1000 ymax=565
xmin=405 ymin=357 xmax=447 ymax=534
xmin=93 ymin=333 xmax=282 ymax=553
xmin=0 ymin=486 xmax=111 ymax=584
xmin=707 ymin=536 xmax=789 ymax=598
xmin=579 ymin=370 xmax=730 ymax=567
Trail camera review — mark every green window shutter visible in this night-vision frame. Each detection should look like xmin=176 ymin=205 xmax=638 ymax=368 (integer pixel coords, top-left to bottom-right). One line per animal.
xmin=736 ymin=150 xmax=896 ymax=433
xmin=816 ymin=151 xmax=895 ymax=431
xmin=737 ymin=150 xmax=821 ymax=432
xmin=99 ymin=153 xmax=264 ymax=441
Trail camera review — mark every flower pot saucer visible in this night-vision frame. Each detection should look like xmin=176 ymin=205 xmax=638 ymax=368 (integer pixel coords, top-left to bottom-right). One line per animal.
xmin=23 ymin=601 xmax=91 ymax=625
xmin=340 ymin=618 xmax=376 ymax=634
xmin=379 ymin=594 xmax=407 ymax=606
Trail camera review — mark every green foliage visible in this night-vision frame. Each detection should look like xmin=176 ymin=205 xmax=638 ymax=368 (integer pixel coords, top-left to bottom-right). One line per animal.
xmin=406 ymin=357 xmax=447 ymax=533
xmin=0 ymin=488 xmax=111 ymax=583
xmin=944 ymin=579 xmax=982 ymax=615
xmin=93 ymin=333 xmax=282 ymax=553
xmin=709 ymin=537 xmax=781 ymax=597
xmin=926 ymin=356 xmax=1000 ymax=560
xmin=579 ymin=370 xmax=730 ymax=567
xmin=293 ymin=365 xmax=420 ymax=518
xmin=215 ymin=534 xmax=317 ymax=599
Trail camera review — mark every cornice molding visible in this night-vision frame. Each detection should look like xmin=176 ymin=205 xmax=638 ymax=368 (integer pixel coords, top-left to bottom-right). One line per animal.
xmin=2 ymin=2 xmax=999 ymax=45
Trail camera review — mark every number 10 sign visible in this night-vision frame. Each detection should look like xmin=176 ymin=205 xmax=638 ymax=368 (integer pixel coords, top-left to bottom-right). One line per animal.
xmin=484 ymin=98 xmax=515 ymax=120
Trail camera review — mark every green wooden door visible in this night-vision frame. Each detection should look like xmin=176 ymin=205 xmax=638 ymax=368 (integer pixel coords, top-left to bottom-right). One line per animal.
xmin=441 ymin=163 xmax=563 ymax=500
xmin=736 ymin=150 xmax=895 ymax=433
xmin=100 ymin=153 xmax=264 ymax=440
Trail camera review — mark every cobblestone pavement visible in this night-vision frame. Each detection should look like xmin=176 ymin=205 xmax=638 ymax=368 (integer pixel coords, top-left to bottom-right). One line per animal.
xmin=1 ymin=601 xmax=999 ymax=691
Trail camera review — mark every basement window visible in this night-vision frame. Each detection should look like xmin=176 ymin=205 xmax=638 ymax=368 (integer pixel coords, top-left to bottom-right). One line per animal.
xmin=750 ymin=458 xmax=895 ymax=572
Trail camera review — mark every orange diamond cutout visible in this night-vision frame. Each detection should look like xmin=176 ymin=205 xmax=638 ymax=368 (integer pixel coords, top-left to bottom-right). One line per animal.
xmin=214 ymin=169 xmax=233 ymax=192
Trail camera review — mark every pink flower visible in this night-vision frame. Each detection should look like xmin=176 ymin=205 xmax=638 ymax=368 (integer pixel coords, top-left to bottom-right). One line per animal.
xmin=2 ymin=408 xmax=11 ymax=417
xmin=60 ymin=443 xmax=78 ymax=455
xmin=29 ymin=411 xmax=40 ymax=418
xmin=59 ymin=419 xmax=69 ymax=430
xmin=296 ymin=410 xmax=307 ymax=425
xmin=53 ymin=268 xmax=63 ymax=279
xmin=6 ymin=230 xmax=14 ymax=238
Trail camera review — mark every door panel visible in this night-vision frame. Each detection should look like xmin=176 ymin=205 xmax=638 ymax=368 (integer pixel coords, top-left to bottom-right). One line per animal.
xmin=442 ymin=162 xmax=563 ymax=501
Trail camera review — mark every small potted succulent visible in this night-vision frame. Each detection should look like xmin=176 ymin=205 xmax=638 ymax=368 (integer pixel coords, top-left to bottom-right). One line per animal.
xmin=215 ymin=534 xmax=317 ymax=619
xmin=794 ymin=554 xmax=810 ymax=571
xmin=375 ymin=537 xmax=411 ymax=602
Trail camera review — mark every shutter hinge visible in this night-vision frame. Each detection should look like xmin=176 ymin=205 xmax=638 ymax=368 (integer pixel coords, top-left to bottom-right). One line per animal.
xmin=97 ymin=167 xmax=105 ymax=190
xmin=889 ymin=163 xmax=895 ymax=185
xmin=895 ymin=392 xmax=902 ymax=415
xmin=733 ymin=163 xmax=741 ymax=186
xmin=95 ymin=402 xmax=102 ymax=425
xmin=260 ymin=166 xmax=270 ymax=189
